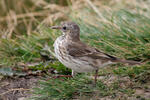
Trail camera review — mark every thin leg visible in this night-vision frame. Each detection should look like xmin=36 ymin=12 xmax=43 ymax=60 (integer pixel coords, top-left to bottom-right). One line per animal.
xmin=94 ymin=69 xmax=98 ymax=85
xmin=72 ymin=70 xmax=76 ymax=77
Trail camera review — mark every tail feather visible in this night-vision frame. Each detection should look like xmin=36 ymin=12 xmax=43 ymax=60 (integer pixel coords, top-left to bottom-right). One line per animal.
xmin=102 ymin=52 xmax=141 ymax=65
xmin=116 ymin=59 xmax=141 ymax=65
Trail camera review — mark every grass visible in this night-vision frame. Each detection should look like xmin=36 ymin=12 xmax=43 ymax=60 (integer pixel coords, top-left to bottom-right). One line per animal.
xmin=32 ymin=74 xmax=118 ymax=100
xmin=77 ymin=9 xmax=150 ymax=60
xmin=0 ymin=0 xmax=150 ymax=100
xmin=0 ymin=0 xmax=69 ymax=37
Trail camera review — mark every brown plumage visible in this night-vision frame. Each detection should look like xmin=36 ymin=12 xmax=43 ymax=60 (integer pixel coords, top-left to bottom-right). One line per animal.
xmin=51 ymin=21 xmax=140 ymax=83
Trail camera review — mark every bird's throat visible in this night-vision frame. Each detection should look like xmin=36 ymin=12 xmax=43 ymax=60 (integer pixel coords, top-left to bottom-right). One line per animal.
xmin=65 ymin=33 xmax=80 ymax=42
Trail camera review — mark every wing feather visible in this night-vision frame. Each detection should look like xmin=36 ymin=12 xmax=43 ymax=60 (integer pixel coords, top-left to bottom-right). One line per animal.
xmin=67 ymin=41 xmax=118 ymax=61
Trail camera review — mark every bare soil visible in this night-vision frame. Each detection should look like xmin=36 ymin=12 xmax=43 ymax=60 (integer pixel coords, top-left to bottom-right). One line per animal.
xmin=0 ymin=76 xmax=40 ymax=100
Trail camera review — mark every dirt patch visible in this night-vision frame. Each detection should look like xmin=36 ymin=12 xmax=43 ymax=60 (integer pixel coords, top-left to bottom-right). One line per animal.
xmin=0 ymin=76 xmax=40 ymax=100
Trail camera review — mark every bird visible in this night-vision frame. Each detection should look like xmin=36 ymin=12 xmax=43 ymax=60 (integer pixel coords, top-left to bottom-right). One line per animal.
xmin=51 ymin=21 xmax=140 ymax=84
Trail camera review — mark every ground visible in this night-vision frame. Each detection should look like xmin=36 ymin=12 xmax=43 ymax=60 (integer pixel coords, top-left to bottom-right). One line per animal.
xmin=0 ymin=76 xmax=39 ymax=100
xmin=0 ymin=66 xmax=150 ymax=100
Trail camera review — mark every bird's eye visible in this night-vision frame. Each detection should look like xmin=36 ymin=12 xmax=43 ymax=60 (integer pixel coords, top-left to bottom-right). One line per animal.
xmin=63 ymin=26 xmax=67 ymax=30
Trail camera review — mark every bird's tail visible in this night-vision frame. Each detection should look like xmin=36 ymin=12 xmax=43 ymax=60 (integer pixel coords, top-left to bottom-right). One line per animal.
xmin=116 ymin=59 xmax=141 ymax=65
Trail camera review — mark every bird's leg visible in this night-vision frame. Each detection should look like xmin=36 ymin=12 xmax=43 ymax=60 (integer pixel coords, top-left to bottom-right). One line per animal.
xmin=72 ymin=70 xmax=77 ymax=77
xmin=94 ymin=69 xmax=98 ymax=85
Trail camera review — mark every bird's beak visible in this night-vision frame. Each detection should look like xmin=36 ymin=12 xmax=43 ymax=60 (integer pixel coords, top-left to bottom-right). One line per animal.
xmin=51 ymin=26 xmax=62 ymax=30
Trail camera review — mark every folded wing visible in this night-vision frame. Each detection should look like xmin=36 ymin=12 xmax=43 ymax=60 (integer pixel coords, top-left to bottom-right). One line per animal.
xmin=67 ymin=41 xmax=140 ymax=65
xmin=67 ymin=41 xmax=118 ymax=61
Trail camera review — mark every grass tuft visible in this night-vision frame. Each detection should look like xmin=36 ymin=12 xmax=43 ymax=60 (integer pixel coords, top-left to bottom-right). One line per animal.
xmin=32 ymin=74 xmax=112 ymax=100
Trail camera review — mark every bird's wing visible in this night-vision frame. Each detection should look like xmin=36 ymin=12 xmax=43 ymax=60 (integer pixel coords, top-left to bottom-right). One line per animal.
xmin=67 ymin=41 xmax=118 ymax=61
xmin=67 ymin=41 xmax=140 ymax=65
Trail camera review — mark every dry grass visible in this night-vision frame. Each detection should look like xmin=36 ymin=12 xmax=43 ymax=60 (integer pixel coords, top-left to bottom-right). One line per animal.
xmin=0 ymin=0 xmax=69 ymax=38
xmin=1 ymin=0 xmax=149 ymax=38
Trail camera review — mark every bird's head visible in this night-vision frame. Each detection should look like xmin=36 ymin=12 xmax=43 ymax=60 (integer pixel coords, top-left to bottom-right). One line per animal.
xmin=51 ymin=21 xmax=80 ymax=41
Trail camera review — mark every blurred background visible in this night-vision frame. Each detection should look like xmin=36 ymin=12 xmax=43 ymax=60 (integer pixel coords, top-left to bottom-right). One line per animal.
xmin=0 ymin=0 xmax=150 ymax=100
xmin=1 ymin=0 xmax=149 ymax=37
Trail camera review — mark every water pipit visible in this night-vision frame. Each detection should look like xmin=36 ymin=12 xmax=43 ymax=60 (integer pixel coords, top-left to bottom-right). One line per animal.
xmin=51 ymin=21 xmax=140 ymax=83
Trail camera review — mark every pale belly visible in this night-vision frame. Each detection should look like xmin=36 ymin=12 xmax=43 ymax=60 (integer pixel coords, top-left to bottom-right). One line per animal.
xmin=53 ymin=36 xmax=95 ymax=73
